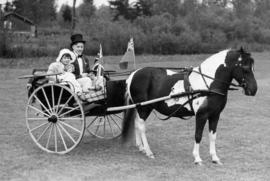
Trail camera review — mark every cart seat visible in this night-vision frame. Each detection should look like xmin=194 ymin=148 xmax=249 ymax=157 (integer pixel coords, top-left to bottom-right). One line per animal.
xmin=84 ymin=90 xmax=106 ymax=103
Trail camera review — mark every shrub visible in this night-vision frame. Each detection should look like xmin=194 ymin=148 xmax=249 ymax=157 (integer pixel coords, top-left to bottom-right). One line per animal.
xmin=177 ymin=31 xmax=202 ymax=54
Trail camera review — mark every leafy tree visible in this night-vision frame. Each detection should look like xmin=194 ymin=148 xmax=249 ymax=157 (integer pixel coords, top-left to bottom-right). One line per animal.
xmin=231 ymin=0 xmax=254 ymax=19
xmin=95 ymin=6 xmax=113 ymax=21
xmin=202 ymin=0 xmax=229 ymax=7
xmin=254 ymin=0 xmax=270 ymax=20
xmin=13 ymin=0 xmax=56 ymax=24
xmin=109 ymin=0 xmax=132 ymax=20
xmin=61 ymin=5 xmax=72 ymax=22
xmin=3 ymin=2 xmax=14 ymax=13
xmin=178 ymin=0 xmax=198 ymax=16
xmin=151 ymin=0 xmax=180 ymax=17
xmin=133 ymin=0 xmax=153 ymax=17
xmin=78 ymin=0 xmax=96 ymax=19
xmin=109 ymin=0 xmax=154 ymax=21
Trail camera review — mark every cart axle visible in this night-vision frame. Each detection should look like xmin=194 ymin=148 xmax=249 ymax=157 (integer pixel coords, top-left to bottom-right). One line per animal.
xmin=48 ymin=115 xmax=58 ymax=123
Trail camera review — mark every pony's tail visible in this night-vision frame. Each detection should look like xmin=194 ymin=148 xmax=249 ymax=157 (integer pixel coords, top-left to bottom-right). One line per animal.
xmin=121 ymin=92 xmax=136 ymax=143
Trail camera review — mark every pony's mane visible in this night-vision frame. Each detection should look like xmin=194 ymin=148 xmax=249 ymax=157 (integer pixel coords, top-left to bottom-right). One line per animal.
xmin=201 ymin=49 xmax=230 ymax=66
xmin=198 ymin=49 xmax=230 ymax=78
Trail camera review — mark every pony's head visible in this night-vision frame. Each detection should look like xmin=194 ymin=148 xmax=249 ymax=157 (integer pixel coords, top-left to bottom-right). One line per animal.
xmin=228 ymin=47 xmax=257 ymax=96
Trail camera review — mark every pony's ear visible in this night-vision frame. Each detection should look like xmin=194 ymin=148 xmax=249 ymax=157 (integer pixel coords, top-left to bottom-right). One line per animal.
xmin=239 ymin=46 xmax=251 ymax=56
xmin=239 ymin=46 xmax=245 ymax=53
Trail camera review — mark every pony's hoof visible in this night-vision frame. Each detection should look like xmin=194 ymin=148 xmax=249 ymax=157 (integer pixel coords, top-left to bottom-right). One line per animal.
xmin=138 ymin=147 xmax=145 ymax=153
xmin=212 ymin=160 xmax=223 ymax=165
xmin=147 ymin=153 xmax=155 ymax=159
xmin=194 ymin=161 xmax=203 ymax=166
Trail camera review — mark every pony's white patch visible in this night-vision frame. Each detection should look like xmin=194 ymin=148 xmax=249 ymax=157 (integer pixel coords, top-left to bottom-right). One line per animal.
xmin=135 ymin=113 xmax=154 ymax=158
xmin=209 ymin=131 xmax=220 ymax=162
xmin=209 ymin=131 xmax=217 ymax=156
xmin=192 ymin=142 xmax=202 ymax=163
xmin=126 ymin=69 xmax=141 ymax=103
xmin=165 ymin=80 xmax=191 ymax=110
xmin=192 ymin=97 xmax=207 ymax=113
xmin=166 ymin=69 xmax=177 ymax=76
xmin=199 ymin=49 xmax=229 ymax=81
xmin=188 ymin=49 xmax=230 ymax=113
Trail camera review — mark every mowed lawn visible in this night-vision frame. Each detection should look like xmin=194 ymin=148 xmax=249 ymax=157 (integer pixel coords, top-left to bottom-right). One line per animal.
xmin=0 ymin=52 xmax=269 ymax=181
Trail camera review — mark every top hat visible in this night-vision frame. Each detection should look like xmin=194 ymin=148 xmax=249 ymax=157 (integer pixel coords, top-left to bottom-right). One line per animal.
xmin=70 ymin=34 xmax=86 ymax=47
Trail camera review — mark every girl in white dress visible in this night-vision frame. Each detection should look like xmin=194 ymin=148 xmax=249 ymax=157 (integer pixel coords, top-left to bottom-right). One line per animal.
xmin=47 ymin=49 xmax=85 ymax=100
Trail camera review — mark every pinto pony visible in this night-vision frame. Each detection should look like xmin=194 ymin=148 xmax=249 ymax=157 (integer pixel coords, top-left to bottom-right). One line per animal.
xmin=122 ymin=48 xmax=257 ymax=165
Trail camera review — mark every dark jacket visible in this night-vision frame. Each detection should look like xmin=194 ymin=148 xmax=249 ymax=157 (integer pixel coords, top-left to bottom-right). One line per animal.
xmin=72 ymin=55 xmax=90 ymax=79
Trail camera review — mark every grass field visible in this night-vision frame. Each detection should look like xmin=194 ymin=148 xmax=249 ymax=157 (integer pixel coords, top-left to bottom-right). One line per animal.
xmin=0 ymin=52 xmax=270 ymax=181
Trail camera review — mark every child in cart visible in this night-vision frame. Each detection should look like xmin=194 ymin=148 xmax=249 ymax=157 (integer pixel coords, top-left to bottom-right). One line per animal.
xmin=81 ymin=70 xmax=106 ymax=102
xmin=47 ymin=48 xmax=85 ymax=100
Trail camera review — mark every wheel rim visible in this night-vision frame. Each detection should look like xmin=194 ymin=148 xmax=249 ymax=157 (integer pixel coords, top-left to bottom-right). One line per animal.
xmin=85 ymin=113 xmax=123 ymax=139
xmin=26 ymin=83 xmax=85 ymax=154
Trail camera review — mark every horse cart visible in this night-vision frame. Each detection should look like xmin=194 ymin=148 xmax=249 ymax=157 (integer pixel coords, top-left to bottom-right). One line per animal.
xmin=19 ymin=69 xmax=128 ymax=154
xmin=20 ymin=68 xmax=222 ymax=155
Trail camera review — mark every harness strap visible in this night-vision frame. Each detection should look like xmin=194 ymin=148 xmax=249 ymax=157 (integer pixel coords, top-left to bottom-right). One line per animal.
xmin=183 ymin=72 xmax=195 ymax=114
xmin=156 ymin=71 xmax=196 ymax=121
xmin=198 ymin=66 xmax=210 ymax=89
xmin=153 ymin=99 xmax=193 ymax=121
xmin=193 ymin=68 xmax=241 ymax=89
xmin=155 ymin=92 xmax=208 ymax=121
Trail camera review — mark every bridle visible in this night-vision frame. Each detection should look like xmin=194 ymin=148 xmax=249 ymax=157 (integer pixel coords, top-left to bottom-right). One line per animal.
xmin=233 ymin=56 xmax=254 ymax=90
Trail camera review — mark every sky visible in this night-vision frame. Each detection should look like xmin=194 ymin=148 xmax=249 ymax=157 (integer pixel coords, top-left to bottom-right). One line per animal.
xmin=56 ymin=0 xmax=137 ymax=9
xmin=0 ymin=0 xmax=138 ymax=11
xmin=0 ymin=0 xmax=110 ymax=9
xmin=55 ymin=0 xmax=109 ymax=9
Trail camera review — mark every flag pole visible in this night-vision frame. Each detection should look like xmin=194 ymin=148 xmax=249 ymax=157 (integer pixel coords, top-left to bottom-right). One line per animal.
xmin=132 ymin=37 xmax=136 ymax=70
xmin=133 ymin=46 xmax=136 ymax=70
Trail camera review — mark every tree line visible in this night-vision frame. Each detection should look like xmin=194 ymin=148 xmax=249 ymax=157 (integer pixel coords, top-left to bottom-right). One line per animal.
xmin=1 ymin=0 xmax=270 ymax=57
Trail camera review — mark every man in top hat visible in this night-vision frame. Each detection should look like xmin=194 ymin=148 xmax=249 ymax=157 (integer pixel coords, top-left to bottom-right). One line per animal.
xmin=70 ymin=34 xmax=91 ymax=79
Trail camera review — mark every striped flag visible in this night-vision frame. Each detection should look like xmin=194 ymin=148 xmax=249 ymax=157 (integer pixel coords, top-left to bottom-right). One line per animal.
xmin=119 ymin=38 xmax=136 ymax=69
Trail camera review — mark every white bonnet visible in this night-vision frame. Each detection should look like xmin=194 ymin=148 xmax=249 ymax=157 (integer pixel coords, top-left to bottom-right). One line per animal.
xmin=56 ymin=48 xmax=76 ymax=63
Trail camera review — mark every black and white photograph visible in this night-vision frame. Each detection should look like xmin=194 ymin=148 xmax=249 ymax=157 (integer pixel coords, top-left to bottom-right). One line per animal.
xmin=0 ymin=0 xmax=269 ymax=180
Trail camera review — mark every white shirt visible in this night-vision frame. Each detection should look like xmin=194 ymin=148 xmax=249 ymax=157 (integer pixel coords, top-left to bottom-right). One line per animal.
xmin=78 ymin=57 xmax=83 ymax=75
xmin=77 ymin=77 xmax=92 ymax=92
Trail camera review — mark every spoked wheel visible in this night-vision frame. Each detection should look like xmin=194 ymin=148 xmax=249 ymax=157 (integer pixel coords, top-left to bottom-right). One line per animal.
xmin=85 ymin=113 xmax=123 ymax=139
xmin=26 ymin=83 xmax=85 ymax=154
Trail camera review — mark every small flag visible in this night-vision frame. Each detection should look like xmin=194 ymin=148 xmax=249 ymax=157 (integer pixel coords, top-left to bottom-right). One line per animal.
xmin=119 ymin=38 xmax=136 ymax=69
xmin=127 ymin=38 xmax=134 ymax=51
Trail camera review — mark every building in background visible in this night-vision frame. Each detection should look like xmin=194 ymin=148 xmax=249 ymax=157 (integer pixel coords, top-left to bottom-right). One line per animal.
xmin=1 ymin=12 xmax=37 ymax=37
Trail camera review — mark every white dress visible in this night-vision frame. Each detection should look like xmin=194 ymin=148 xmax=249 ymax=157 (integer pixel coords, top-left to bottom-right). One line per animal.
xmin=47 ymin=62 xmax=82 ymax=94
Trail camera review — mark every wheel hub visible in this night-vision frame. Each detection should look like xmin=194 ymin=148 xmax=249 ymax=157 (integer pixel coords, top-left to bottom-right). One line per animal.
xmin=48 ymin=115 xmax=58 ymax=123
